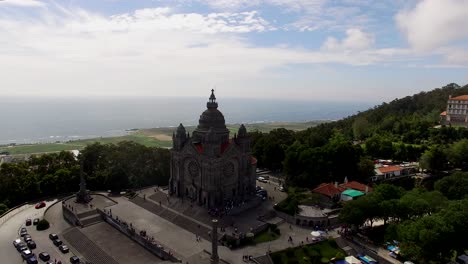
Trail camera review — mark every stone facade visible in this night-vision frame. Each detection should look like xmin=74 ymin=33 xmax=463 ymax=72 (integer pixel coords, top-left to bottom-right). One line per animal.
xmin=169 ymin=90 xmax=257 ymax=208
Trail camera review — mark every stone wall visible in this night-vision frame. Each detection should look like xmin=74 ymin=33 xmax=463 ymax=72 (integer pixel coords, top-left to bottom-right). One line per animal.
xmin=62 ymin=202 xmax=81 ymax=227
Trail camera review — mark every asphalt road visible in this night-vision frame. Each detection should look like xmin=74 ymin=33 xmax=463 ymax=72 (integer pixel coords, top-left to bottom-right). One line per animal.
xmin=0 ymin=200 xmax=76 ymax=264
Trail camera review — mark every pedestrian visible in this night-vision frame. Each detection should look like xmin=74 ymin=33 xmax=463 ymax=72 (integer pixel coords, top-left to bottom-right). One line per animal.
xmin=306 ymin=236 xmax=309 ymax=242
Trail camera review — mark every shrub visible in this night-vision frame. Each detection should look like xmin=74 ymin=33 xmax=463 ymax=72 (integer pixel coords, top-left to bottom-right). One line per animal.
xmin=36 ymin=219 xmax=50 ymax=231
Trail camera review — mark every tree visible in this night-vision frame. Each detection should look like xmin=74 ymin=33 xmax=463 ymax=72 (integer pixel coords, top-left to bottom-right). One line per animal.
xmin=352 ymin=117 xmax=370 ymax=140
xmin=419 ymin=145 xmax=447 ymax=172
xmin=0 ymin=203 xmax=8 ymax=215
xmin=356 ymin=156 xmax=375 ymax=182
xmin=434 ymin=172 xmax=468 ymax=200
xmin=447 ymin=139 xmax=468 ymax=169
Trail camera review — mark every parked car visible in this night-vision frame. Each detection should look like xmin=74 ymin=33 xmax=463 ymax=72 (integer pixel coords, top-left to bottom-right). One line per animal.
xmin=49 ymin=233 xmax=58 ymax=240
xmin=17 ymin=245 xmax=28 ymax=253
xmin=21 ymin=249 xmax=33 ymax=260
xmin=20 ymin=228 xmax=28 ymax=237
xmin=59 ymin=245 xmax=69 ymax=253
xmin=33 ymin=218 xmax=40 ymax=225
xmin=24 ymin=235 xmax=32 ymax=243
xmin=39 ymin=252 xmax=50 ymax=261
xmin=27 ymin=240 xmax=36 ymax=249
xmin=35 ymin=201 xmax=46 ymax=209
xmin=25 ymin=219 xmax=32 ymax=226
xmin=70 ymin=256 xmax=80 ymax=264
xmin=26 ymin=255 xmax=38 ymax=264
xmin=45 ymin=261 xmax=54 ymax=264
xmin=13 ymin=238 xmax=22 ymax=248
xmin=53 ymin=239 xmax=62 ymax=246
xmin=257 ymin=177 xmax=267 ymax=183
xmin=279 ymin=186 xmax=285 ymax=192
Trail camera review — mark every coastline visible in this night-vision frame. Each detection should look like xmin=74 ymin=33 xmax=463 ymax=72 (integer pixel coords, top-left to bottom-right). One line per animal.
xmin=0 ymin=121 xmax=327 ymax=156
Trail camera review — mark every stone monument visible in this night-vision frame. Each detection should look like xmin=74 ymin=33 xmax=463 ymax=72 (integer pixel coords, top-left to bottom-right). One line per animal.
xmin=76 ymin=160 xmax=91 ymax=203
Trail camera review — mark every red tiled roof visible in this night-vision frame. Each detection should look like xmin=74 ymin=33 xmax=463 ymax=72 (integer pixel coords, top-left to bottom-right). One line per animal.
xmin=378 ymin=166 xmax=401 ymax=173
xmin=312 ymin=183 xmax=345 ymax=198
xmin=440 ymin=111 xmax=447 ymax=116
xmin=340 ymin=181 xmax=372 ymax=192
xmin=451 ymin=95 xmax=468 ymax=101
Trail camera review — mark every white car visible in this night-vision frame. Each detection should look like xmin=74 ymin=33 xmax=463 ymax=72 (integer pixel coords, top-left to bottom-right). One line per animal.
xmin=257 ymin=177 xmax=267 ymax=183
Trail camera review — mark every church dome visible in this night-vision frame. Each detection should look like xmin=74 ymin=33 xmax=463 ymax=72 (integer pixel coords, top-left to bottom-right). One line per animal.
xmin=193 ymin=90 xmax=230 ymax=143
xmin=198 ymin=108 xmax=226 ymax=130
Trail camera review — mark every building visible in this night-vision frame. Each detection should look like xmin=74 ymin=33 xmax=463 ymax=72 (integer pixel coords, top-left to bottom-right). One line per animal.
xmin=312 ymin=180 xmax=373 ymax=208
xmin=441 ymin=95 xmax=468 ymax=127
xmin=372 ymin=163 xmax=418 ymax=182
xmin=169 ymin=90 xmax=257 ymax=208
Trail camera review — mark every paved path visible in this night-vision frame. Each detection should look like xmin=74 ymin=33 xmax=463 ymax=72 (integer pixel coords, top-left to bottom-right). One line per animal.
xmin=82 ymin=222 xmax=163 ymax=264
xmin=62 ymin=227 xmax=119 ymax=264
xmin=131 ymin=196 xmax=213 ymax=241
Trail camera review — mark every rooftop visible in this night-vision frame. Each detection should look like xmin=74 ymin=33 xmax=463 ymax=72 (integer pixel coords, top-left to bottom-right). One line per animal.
xmin=450 ymin=95 xmax=468 ymax=101
xmin=312 ymin=183 xmax=345 ymax=198
xmin=340 ymin=181 xmax=372 ymax=192
xmin=377 ymin=165 xmax=401 ymax=173
xmin=342 ymin=189 xmax=365 ymax=198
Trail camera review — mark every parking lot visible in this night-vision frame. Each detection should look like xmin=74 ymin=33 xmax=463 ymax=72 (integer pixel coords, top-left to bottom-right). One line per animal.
xmin=1 ymin=200 xmax=80 ymax=264
xmin=255 ymin=176 xmax=288 ymax=204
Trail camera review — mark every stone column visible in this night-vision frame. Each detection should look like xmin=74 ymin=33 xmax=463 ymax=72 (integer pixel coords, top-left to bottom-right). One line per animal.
xmin=211 ymin=219 xmax=219 ymax=264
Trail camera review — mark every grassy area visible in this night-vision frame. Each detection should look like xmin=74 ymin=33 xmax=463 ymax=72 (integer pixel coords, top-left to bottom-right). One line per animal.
xmin=0 ymin=121 xmax=321 ymax=155
xmin=253 ymin=228 xmax=281 ymax=244
xmin=0 ymin=133 xmax=171 ymax=155
xmin=275 ymin=187 xmax=320 ymax=215
xmin=270 ymin=239 xmax=346 ymax=264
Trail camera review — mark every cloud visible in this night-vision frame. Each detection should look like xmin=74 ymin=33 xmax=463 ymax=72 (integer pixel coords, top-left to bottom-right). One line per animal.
xmin=0 ymin=5 xmax=423 ymax=98
xmin=322 ymin=28 xmax=374 ymax=51
xmin=396 ymin=0 xmax=468 ymax=51
xmin=0 ymin=0 xmax=45 ymax=7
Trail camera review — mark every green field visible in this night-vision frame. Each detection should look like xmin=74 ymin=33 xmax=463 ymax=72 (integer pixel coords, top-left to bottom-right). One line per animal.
xmin=0 ymin=121 xmax=324 ymax=155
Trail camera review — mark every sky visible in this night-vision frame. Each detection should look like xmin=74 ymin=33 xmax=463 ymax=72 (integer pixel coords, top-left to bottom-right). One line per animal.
xmin=1 ymin=0 xmax=468 ymax=102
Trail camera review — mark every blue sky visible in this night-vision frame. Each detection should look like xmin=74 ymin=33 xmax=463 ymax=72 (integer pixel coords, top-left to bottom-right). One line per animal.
xmin=0 ymin=0 xmax=468 ymax=102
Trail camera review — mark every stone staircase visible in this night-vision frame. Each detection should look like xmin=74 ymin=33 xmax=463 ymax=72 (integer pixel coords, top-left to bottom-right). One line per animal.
xmin=76 ymin=209 xmax=103 ymax=227
xmin=131 ymin=196 xmax=214 ymax=241
xmin=62 ymin=227 xmax=119 ymax=264
xmin=80 ymin=214 xmax=103 ymax=227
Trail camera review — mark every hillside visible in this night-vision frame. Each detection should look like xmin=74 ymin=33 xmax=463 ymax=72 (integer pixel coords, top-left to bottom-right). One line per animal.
xmin=296 ymin=83 xmax=468 ymax=145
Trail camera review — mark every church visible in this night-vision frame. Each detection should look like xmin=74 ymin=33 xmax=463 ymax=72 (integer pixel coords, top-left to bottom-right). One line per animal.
xmin=169 ymin=90 xmax=257 ymax=208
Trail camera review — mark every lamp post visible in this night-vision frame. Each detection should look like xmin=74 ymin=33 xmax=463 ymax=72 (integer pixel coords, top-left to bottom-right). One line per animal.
xmin=211 ymin=219 xmax=219 ymax=264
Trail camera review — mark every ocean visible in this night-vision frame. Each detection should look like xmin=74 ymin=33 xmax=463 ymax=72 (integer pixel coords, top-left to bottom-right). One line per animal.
xmin=0 ymin=96 xmax=375 ymax=145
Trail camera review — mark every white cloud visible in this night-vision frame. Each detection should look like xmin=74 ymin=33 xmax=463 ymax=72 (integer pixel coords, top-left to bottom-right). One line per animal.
xmin=0 ymin=0 xmax=45 ymax=7
xmin=396 ymin=0 xmax=468 ymax=51
xmin=0 ymin=5 xmax=421 ymax=98
xmin=439 ymin=47 xmax=468 ymax=65
xmin=322 ymin=28 xmax=374 ymax=51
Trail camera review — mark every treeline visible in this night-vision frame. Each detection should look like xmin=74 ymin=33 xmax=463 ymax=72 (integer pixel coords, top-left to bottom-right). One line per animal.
xmin=0 ymin=141 xmax=170 ymax=215
xmin=250 ymin=83 xmax=468 ymax=188
xmin=339 ymin=172 xmax=468 ymax=263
